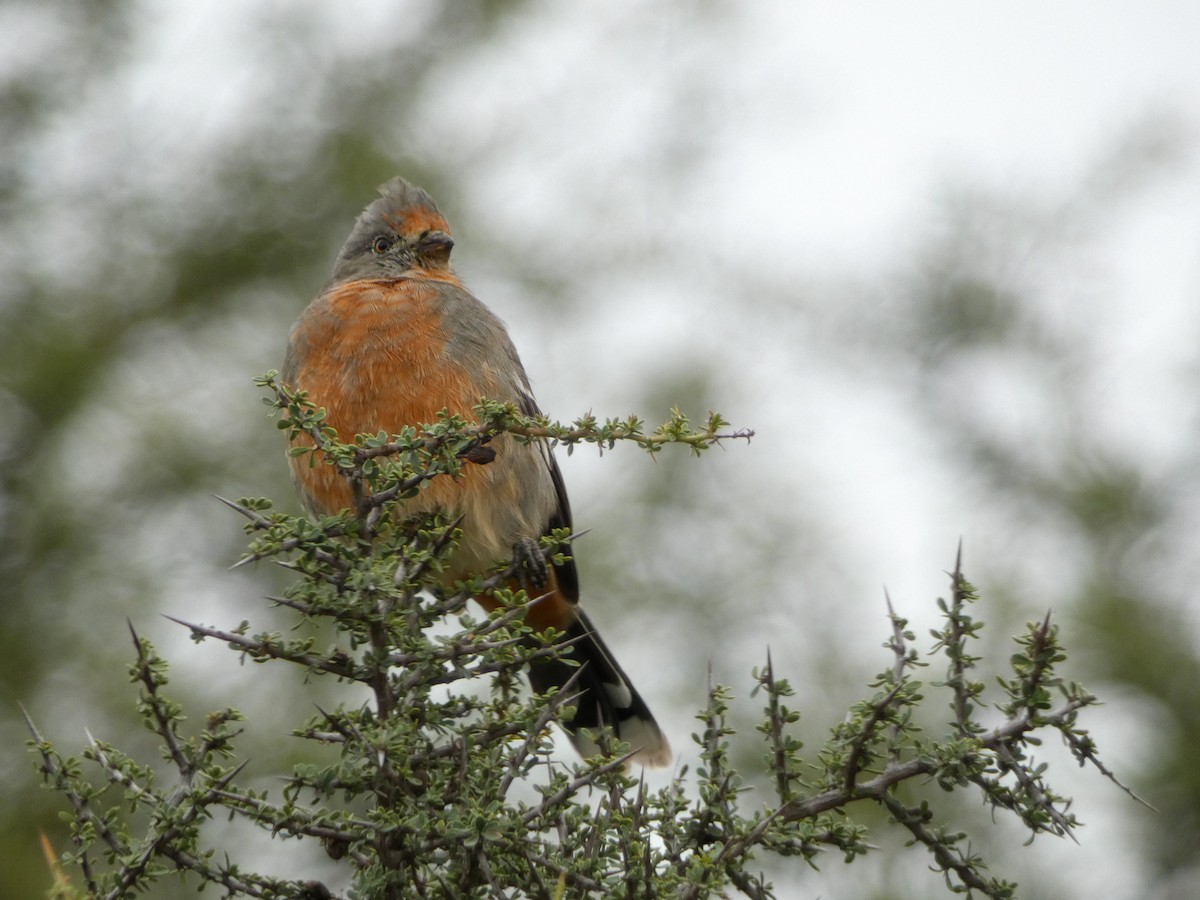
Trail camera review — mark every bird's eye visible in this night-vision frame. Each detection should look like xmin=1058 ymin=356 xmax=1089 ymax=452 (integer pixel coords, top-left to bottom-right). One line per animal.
xmin=371 ymin=236 xmax=392 ymax=254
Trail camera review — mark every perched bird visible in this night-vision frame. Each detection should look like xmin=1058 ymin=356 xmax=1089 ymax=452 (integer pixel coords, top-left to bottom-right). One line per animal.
xmin=281 ymin=177 xmax=670 ymax=767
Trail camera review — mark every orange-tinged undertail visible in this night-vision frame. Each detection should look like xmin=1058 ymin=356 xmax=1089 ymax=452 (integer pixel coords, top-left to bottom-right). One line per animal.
xmin=479 ymin=585 xmax=671 ymax=768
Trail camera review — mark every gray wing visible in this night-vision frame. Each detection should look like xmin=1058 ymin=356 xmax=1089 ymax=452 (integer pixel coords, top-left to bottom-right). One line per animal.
xmin=517 ymin=392 xmax=580 ymax=605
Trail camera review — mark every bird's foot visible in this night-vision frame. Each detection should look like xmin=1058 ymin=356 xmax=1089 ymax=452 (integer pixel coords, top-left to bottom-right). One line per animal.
xmin=512 ymin=536 xmax=549 ymax=590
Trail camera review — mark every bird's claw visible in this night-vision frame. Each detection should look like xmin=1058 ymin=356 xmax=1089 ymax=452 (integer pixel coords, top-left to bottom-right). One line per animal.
xmin=513 ymin=536 xmax=549 ymax=590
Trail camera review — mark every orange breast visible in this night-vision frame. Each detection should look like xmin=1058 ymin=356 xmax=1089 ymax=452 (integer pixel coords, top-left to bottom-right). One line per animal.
xmin=284 ymin=275 xmax=560 ymax=596
xmin=285 ymin=278 xmax=482 ymax=516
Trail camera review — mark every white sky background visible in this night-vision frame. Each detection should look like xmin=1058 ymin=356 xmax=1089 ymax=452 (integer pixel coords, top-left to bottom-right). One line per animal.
xmin=11 ymin=1 xmax=1200 ymax=897
xmin=403 ymin=0 xmax=1200 ymax=607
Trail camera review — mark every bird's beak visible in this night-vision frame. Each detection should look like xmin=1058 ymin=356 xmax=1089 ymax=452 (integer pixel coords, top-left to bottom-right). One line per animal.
xmin=417 ymin=231 xmax=454 ymax=265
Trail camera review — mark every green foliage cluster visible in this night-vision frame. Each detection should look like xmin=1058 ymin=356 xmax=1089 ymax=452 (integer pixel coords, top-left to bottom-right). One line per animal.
xmin=26 ymin=383 xmax=1128 ymax=898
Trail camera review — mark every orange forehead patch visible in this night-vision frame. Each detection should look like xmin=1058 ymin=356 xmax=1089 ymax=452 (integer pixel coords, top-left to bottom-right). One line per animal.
xmin=383 ymin=205 xmax=451 ymax=237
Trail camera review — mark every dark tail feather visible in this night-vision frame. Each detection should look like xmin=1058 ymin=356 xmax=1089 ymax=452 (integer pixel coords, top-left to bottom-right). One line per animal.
xmin=527 ymin=610 xmax=671 ymax=768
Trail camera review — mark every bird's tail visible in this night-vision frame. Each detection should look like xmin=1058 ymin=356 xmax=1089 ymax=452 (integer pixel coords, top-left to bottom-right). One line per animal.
xmin=526 ymin=609 xmax=672 ymax=768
